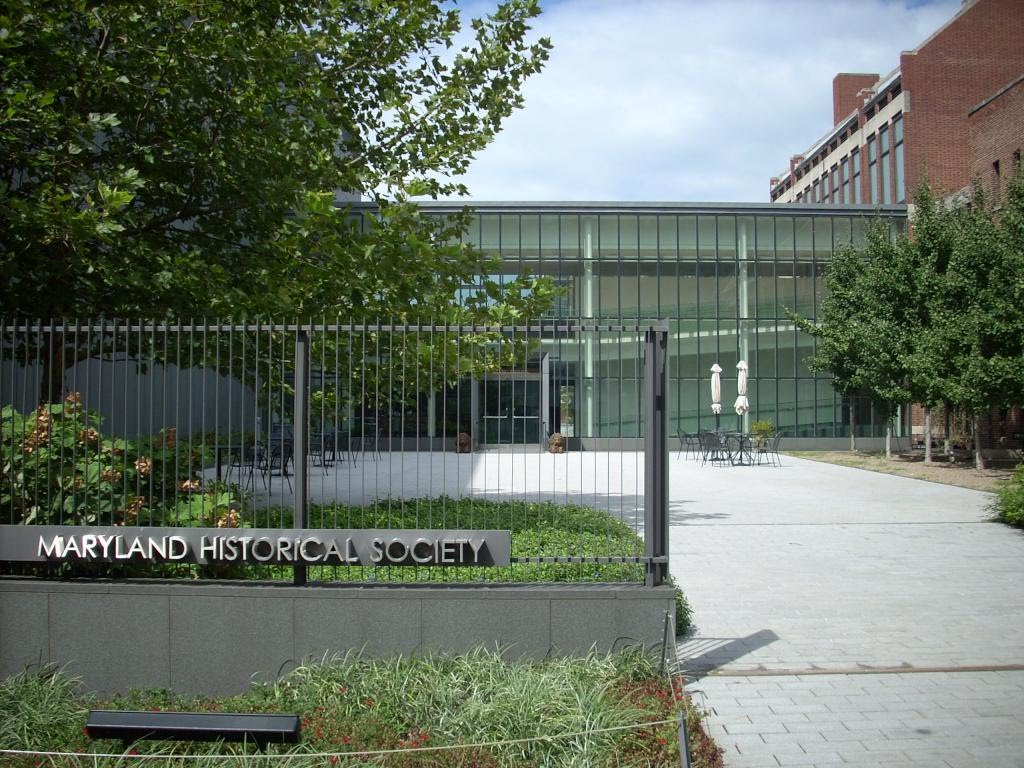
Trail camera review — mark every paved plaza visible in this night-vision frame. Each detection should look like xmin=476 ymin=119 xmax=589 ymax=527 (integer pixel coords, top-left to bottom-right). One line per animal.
xmin=672 ymin=454 xmax=1024 ymax=768
xmin=235 ymin=446 xmax=1024 ymax=766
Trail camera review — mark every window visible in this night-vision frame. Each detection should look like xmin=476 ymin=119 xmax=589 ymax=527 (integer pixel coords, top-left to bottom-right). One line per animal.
xmin=880 ymin=125 xmax=892 ymax=204
xmin=851 ymin=147 xmax=861 ymax=204
xmin=841 ymin=157 xmax=850 ymax=204
xmin=830 ymin=165 xmax=839 ymax=204
xmin=868 ymin=136 xmax=878 ymax=205
xmin=820 ymin=173 xmax=829 ymax=203
xmin=893 ymin=115 xmax=905 ymax=202
xmin=1014 ymin=150 xmax=1021 ymax=171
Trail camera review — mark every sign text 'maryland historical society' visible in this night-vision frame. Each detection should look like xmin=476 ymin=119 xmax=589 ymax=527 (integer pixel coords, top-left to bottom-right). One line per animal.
xmin=0 ymin=526 xmax=511 ymax=567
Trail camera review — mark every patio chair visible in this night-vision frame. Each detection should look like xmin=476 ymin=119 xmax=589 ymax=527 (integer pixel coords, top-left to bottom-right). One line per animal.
xmin=677 ymin=431 xmax=700 ymax=460
xmin=262 ymin=440 xmax=293 ymax=492
xmin=756 ymin=432 xmax=783 ymax=466
xmin=224 ymin=443 xmax=265 ymax=489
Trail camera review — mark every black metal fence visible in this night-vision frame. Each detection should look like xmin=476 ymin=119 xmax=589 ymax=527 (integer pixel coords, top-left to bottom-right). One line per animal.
xmin=1 ymin=320 xmax=669 ymax=585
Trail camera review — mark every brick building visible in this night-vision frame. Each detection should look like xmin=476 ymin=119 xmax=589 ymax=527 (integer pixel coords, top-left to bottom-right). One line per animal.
xmin=769 ymin=0 xmax=1024 ymax=205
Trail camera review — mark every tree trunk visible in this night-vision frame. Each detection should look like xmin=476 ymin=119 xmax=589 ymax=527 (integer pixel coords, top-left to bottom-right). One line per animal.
xmin=849 ymin=399 xmax=857 ymax=452
xmin=924 ymin=406 xmax=932 ymax=463
xmin=885 ymin=421 xmax=892 ymax=459
xmin=944 ymin=404 xmax=952 ymax=458
xmin=973 ymin=413 xmax=986 ymax=470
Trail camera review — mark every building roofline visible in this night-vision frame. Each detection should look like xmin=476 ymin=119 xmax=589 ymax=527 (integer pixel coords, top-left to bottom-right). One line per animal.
xmin=346 ymin=200 xmax=908 ymax=216
xmin=770 ymin=67 xmax=902 ymax=194
xmin=904 ymin=0 xmax=977 ymax=57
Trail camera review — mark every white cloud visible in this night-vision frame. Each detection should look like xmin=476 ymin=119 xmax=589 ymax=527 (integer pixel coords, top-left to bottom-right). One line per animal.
xmin=442 ymin=0 xmax=961 ymax=203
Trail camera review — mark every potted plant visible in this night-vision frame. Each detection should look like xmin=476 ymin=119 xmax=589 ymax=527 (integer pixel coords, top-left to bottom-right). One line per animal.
xmin=750 ymin=419 xmax=775 ymax=449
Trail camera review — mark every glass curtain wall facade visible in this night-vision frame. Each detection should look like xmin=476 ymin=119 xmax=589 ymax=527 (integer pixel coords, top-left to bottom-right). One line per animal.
xmin=421 ymin=203 xmax=907 ymax=442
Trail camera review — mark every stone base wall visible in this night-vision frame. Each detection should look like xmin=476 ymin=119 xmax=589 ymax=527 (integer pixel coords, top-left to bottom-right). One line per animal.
xmin=0 ymin=579 xmax=675 ymax=696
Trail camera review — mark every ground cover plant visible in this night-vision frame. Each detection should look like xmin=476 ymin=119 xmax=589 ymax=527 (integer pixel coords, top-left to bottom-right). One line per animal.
xmin=0 ymin=651 xmax=723 ymax=768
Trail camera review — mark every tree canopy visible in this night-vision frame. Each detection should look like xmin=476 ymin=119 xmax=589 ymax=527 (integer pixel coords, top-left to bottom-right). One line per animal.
xmin=794 ymin=173 xmax=1024 ymax=464
xmin=0 ymin=0 xmax=553 ymax=320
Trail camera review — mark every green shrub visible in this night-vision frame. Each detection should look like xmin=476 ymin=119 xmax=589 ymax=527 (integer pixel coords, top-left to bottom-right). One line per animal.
xmin=992 ymin=463 xmax=1024 ymax=527
xmin=0 ymin=397 xmax=237 ymax=528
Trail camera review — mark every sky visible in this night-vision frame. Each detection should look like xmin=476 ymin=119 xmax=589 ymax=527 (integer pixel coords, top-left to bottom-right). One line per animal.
xmin=444 ymin=0 xmax=962 ymax=203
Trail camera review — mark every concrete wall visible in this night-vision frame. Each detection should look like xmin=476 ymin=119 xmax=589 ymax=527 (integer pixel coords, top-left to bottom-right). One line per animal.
xmin=0 ymin=579 xmax=675 ymax=696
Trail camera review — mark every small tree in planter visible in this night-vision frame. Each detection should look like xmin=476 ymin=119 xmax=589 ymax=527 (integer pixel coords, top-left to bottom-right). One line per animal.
xmin=750 ymin=420 xmax=775 ymax=448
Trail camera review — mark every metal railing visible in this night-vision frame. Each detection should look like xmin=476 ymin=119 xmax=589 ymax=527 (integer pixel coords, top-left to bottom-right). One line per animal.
xmin=0 ymin=320 xmax=669 ymax=585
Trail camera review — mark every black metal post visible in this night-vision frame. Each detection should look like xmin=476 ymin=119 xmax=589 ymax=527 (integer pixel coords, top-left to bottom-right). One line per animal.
xmin=643 ymin=324 xmax=669 ymax=587
xmin=293 ymin=329 xmax=310 ymax=586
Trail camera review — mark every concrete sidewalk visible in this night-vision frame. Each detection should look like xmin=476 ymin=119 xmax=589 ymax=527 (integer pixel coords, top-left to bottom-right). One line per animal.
xmin=671 ymin=454 xmax=1024 ymax=768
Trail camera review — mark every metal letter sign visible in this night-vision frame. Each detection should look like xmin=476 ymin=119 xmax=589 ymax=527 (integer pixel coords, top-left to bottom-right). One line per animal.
xmin=0 ymin=526 xmax=511 ymax=567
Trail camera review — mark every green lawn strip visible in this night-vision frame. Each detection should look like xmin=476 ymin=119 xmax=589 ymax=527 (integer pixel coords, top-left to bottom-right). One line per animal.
xmin=0 ymin=653 xmax=724 ymax=768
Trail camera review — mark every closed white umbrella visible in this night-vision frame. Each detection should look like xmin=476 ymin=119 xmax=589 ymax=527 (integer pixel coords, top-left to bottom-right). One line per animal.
xmin=710 ymin=364 xmax=722 ymax=414
xmin=734 ymin=360 xmax=750 ymax=415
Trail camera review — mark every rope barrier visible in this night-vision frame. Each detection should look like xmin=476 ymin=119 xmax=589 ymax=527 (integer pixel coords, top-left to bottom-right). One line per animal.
xmin=0 ymin=718 xmax=676 ymax=762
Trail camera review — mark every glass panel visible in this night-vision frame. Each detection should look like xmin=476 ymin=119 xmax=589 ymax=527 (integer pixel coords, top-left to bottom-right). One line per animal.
xmin=816 ymin=379 xmax=836 ymax=437
xmin=698 ymin=319 xmax=720 ymax=373
xmin=674 ymin=378 xmax=701 ymax=434
xmin=639 ymin=215 xmax=658 ymax=259
xmin=776 ymin=378 xmax=796 ymax=434
xmin=464 ymin=215 xmax=481 ymax=247
xmin=796 ymin=328 xmax=815 ymax=376
xmin=560 ymin=215 xmax=580 ymax=258
xmin=679 ymin=216 xmax=697 ymax=259
xmin=851 ymin=217 xmax=867 ymax=247
xmin=598 ymin=215 xmax=618 ymax=259
xmin=595 ymin=267 xmax=620 ymax=318
xmin=851 ymin=147 xmax=861 ymax=204
xmin=658 ymin=215 xmax=677 ymax=258
xmin=813 ymin=217 xmax=832 ymax=256
xmin=755 ymin=325 xmax=777 ymax=377
xmin=776 ymin=328 xmax=796 ymax=377
xmin=794 ymin=262 xmax=815 ymax=315
xmin=698 ymin=262 xmax=718 ymax=317
xmin=796 ymin=379 xmax=816 ymax=436
xmin=540 ymin=215 xmax=559 ymax=257
xmin=755 ymin=376 xmax=776 ymax=425
xmin=639 ymin=261 xmax=661 ymax=317
xmin=718 ymin=262 xmax=737 ymax=317
xmin=794 ymin=217 xmax=813 ymax=259
xmin=755 ymin=262 xmax=776 ymax=317
xmin=698 ymin=216 xmax=716 ymax=258
xmin=521 ymin=214 xmax=540 ymax=256
xmin=677 ymin=262 xmax=698 ymax=318
xmin=501 ymin=214 xmax=520 ymax=253
xmin=895 ymin=142 xmax=905 ymax=203
xmin=717 ymin=216 xmax=736 ymax=259
xmin=814 ymin=262 xmax=828 ymax=311
xmin=673 ymin=320 xmax=700 ymax=378
xmin=832 ymin=217 xmax=851 ymax=249
xmin=480 ymin=214 xmax=500 ymax=255
xmin=776 ymin=217 xmax=794 ymax=258
xmin=619 ymin=215 xmax=638 ymax=258
xmin=755 ymin=216 xmax=775 ymax=259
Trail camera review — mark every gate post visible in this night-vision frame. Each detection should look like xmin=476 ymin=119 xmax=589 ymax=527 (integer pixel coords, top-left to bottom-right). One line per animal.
xmin=293 ymin=328 xmax=310 ymax=586
xmin=643 ymin=323 xmax=669 ymax=587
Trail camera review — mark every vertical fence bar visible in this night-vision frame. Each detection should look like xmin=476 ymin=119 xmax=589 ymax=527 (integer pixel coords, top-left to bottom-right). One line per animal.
xmin=293 ymin=327 xmax=310 ymax=586
xmin=644 ymin=323 xmax=669 ymax=587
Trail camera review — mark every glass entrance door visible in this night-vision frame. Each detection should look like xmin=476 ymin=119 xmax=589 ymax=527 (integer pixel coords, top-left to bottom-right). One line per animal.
xmin=482 ymin=379 xmax=541 ymax=444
